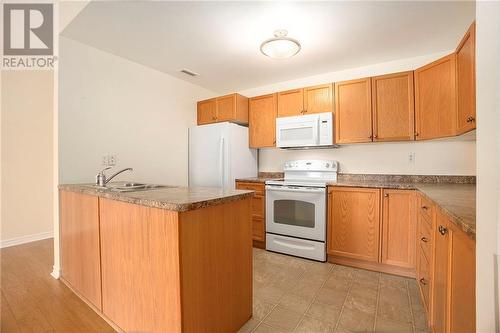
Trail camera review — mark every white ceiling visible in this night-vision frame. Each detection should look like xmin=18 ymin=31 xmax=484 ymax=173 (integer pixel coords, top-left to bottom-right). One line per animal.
xmin=61 ymin=1 xmax=475 ymax=93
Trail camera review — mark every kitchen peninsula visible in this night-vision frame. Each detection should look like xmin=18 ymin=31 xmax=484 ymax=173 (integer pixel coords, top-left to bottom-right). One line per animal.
xmin=58 ymin=184 xmax=254 ymax=333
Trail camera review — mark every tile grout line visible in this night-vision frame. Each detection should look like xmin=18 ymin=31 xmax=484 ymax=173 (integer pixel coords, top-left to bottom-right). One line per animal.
xmin=290 ymin=263 xmax=335 ymax=332
xmin=405 ymin=279 xmax=418 ymax=333
xmin=250 ymin=258 xmax=310 ymax=333
xmin=372 ymin=273 xmax=382 ymax=333
xmin=332 ymin=268 xmax=356 ymax=333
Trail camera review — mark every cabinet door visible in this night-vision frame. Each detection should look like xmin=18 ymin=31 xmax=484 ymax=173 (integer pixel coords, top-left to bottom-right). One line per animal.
xmin=447 ymin=220 xmax=476 ymax=333
xmin=60 ymin=190 xmax=102 ymax=310
xmin=197 ymin=98 xmax=217 ymax=125
xmin=249 ymin=94 xmax=277 ymax=148
xmin=304 ymin=84 xmax=333 ymax=114
xmin=381 ymin=189 xmax=416 ymax=269
xmin=372 ymin=71 xmax=415 ymax=141
xmin=432 ymin=211 xmax=451 ymax=333
xmin=414 ymin=54 xmax=457 ymax=140
xmin=216 ymin=94 xmax=236 ymax=122
xmin=456 ymin=22 xmax=476 ymax=134
xmin=327 ymin=187 xmax=380 ymax=262
xmin=277 ymin=88 xmax=304 ymax=117
xmin=334 ymin=78 xmax=373 ymax=143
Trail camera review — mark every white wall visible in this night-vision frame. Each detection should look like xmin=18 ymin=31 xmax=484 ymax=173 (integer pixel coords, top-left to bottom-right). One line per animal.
xmin=476 ymin=2 xmax=500 ymax=331
xmin=1 ymin=70 xmax=54 ymax=245
xmin=240 ymin=51 xmax=476 ymax=175
xmin=59 ymin=36 xmax=216 ymax=185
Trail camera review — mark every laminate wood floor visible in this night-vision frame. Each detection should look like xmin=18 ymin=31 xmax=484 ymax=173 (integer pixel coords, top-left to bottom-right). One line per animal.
xmin=1 ymin=238 xmax=115 ymax=333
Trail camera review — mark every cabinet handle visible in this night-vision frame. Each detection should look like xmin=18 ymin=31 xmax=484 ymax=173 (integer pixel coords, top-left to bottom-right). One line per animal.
xmin=466 ymin=116 xmax=476 ymax=123
xmin=421 ymin=237 xmax=429 ymax=243
xmin=419 ymin=278 xmax=427 ymax=286
xmin=438 ymin=225 xmax=448 ymax=236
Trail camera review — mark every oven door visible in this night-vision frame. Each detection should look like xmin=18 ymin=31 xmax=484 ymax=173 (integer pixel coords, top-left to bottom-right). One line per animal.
xmin=266 ymin=185 xmax=326 ymax=241
xmin=276 ymin=116 xmax=319 ymax=148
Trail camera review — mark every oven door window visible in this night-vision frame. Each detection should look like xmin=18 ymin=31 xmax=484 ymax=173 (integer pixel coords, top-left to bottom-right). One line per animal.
xmin=273 ymin=199 xmax=315 ymax=228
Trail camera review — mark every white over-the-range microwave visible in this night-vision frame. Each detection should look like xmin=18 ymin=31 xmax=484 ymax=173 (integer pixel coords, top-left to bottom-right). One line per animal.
xmin=275 ymin=112 xmax=335 ymax=148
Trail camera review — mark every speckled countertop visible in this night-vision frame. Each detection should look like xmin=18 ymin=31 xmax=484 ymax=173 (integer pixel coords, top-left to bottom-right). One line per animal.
xmin=236 ymin=174 xmax=476 ymax=239
xmin=59 ymin=184 xmax=254 ymax=212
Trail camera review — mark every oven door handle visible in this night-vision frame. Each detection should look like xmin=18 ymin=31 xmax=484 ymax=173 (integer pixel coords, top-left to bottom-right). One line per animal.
xmin=266 ymin=185 xmax=325 ymax=194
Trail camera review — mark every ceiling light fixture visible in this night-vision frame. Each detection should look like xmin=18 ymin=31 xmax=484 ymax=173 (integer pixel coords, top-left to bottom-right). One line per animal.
xmin=260 ymin=29 xmax=301 ymax=59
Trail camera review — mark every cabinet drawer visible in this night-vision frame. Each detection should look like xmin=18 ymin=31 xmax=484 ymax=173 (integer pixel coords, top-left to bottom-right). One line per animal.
xmin=236 ymin=182 xmax=264 ymax=196
xmin=417 ymin=251 xmax=431 ymax=311
xmin=252 ymin=195 xmax=264 ymax=218
xmin=418 ymin=213 xmax=432 ymax=262
xmin=252 ymin=217 xmax=265 ymax=242
xmin=418 ymin=194 xmax=435 ymax=222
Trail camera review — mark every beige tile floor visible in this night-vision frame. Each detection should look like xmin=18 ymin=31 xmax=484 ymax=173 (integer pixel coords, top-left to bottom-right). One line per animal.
xmin=239 ymin=248 xmax=430 ymax=333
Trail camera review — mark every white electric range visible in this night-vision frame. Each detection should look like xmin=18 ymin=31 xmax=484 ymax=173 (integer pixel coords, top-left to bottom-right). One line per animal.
xmin=265 ymin=160 xmax=338 ymax=261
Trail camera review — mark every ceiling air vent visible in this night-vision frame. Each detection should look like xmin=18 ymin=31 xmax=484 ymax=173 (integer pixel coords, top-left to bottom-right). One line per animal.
xmin=180 ymin=69 xmax=199 ymax=77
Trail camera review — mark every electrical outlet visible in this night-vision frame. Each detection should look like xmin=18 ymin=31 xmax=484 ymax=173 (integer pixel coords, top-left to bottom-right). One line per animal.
xmin=409 ymin=152 xmax=416 ymax=164
xmin=108 ymin=154 xmax=116 ymax=166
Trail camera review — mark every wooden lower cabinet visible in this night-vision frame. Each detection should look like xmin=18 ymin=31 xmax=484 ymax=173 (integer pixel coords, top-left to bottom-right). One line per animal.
xmin=236 ymin=181 xmax=266 ymax=248
xmin=59 ymin=190 xmax=102 ymax=310
xmin=431 ymin=210 xmax=476 ymax=333
xmin=381 ymin=189 xmax=416 ymax=272
xmin=327 ymin=187 xmax=416 ymax=277
xmin=327 ymin=187 xmax=381 ymax=262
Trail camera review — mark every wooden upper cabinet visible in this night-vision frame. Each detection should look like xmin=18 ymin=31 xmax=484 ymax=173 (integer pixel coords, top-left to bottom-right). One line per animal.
xmin=197 ymin=93 xmax=248 ymax=125
xmin=216 ymin=94 xmax=237 ymax=121
xmin=372 ymin=71 xmax=415 ymax=141
xmin=304 ymin=84 xmax=333 ymax=114
xmin=197 ymin=98 xmax=217 ymax=125
xmin=277 ymin=89 xmax=304 ymax=117
xmin=456 ymin=22 xmax=476 ymax=134
xmin=327 ymin=187 xmax=380 ymax=262
xmin=414 ymin=54 xmax=457 ymax=140
xmin=334 ymin=78 xmax=373 ymax=143
xmin=381 ymin=189 xmax=416 ymax=271
xmin=249 ymin=93 xmax=277 ymax=148
xmin=60 ymin=190 xmax=102 ymax=310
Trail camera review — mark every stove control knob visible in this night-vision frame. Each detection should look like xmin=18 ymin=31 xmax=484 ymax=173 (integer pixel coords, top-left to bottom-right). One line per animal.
xmin=325 ymin=163 xmax=330 ymax=168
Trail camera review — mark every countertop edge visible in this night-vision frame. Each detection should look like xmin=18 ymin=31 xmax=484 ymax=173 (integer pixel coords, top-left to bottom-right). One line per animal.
xmin=59 ymin=185 xmax=255 ymax=212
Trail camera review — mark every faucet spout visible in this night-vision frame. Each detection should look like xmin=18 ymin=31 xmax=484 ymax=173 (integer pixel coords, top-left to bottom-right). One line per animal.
xmin=105 ymin=168 xmax=133 ymax=184
xmin=96 ymin=167 xmax=133 ymax=187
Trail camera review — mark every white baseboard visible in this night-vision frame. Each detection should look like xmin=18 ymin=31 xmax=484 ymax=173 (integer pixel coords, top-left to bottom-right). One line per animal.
xmin=51 ymin=265 xmax=61 ymax=279
xmin=1 ymin=231 xmax=53 ymax=249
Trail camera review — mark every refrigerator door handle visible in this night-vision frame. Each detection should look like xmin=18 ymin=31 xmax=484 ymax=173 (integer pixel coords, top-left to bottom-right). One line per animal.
xmin=219 ymin=136 xmax=225 ymax=187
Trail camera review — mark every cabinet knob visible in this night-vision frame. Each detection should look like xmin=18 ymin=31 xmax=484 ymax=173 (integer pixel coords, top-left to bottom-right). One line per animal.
xmin=438 ymin=225 xmax=448 ymax=236
xmin=421 ymin=205 xmax=429 ymax=210
xmin=419 ymin=278 xmax=427 ymax=286
xmin=373 ymin=134 xmax=378 ymax=139
xmin=466 ymin=116 xmax=476 ymax=123
xmin=384 ymin=193 xmax=389 ymax=197
xmin=369 ymin=135 xmax=373 ymax=140
xmin=421 ymin=237 xmax=429 ymax=243
xmin=415 ymin=132 xmax=419 ymax=137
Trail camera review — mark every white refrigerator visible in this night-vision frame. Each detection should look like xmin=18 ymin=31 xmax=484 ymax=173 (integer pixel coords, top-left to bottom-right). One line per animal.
xmin=189 ymin=122 xmax=258 ymax=189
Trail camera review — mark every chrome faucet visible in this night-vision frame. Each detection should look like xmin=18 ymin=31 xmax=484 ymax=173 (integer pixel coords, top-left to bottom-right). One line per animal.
xmin=96 ymin=167 xmax=133 ymax=187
